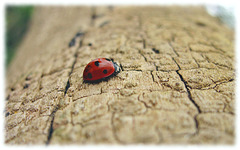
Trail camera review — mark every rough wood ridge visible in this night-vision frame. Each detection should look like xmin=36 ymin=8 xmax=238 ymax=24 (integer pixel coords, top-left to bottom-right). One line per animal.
xmin=5 ymin=6 xmax=235 ymax=144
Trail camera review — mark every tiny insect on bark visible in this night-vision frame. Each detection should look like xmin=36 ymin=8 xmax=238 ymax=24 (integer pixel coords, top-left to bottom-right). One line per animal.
xmin=83 ymin=58 xmax=120 ymax=83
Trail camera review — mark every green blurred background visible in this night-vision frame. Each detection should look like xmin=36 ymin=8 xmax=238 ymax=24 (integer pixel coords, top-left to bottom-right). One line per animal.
xmin=6 ymin=6 xmax=34 ymax=67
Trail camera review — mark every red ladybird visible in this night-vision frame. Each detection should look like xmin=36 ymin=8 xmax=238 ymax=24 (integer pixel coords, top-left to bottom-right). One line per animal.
xmin=83 ymin=58 xmax=120 ymax=82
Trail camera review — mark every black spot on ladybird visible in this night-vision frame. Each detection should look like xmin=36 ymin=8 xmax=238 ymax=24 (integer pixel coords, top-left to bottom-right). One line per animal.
xmin=103 ymin=69 xmax=107 ymax=74
xmin=95 ymin=61 xmax=100 ymax=66
xmin=85 ymin=65 xmax=91 ymax=73
xmin=88 ymin=73 xmax=92 ymax=79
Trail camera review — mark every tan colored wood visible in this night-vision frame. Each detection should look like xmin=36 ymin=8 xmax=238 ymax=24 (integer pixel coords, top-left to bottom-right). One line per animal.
xmin=5 ymin=6 xmax=235 ymax=144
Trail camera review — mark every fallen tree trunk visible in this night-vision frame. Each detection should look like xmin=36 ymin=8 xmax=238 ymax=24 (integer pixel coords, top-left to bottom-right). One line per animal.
xmin=5 ymin=6 xmax=235 ymax=144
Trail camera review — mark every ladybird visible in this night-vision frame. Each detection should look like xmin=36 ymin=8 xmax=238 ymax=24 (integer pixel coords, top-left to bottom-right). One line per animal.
xmin=83 ymin=58 xmax=120 ymax=82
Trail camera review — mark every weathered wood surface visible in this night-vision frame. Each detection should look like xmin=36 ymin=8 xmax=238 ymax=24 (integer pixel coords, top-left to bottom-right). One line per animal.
xmin=5 ymin=6 xmax=235 ymax=144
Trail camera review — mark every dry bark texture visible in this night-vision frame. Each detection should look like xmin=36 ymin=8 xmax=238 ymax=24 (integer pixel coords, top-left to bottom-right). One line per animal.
xmin=5 ymin=6 xmax=235 ymax=144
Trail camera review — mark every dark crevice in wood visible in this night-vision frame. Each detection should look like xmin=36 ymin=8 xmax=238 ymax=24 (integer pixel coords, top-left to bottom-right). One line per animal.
xmin=64 ymin=80 xmax=71 ymax=96
xmin=203 ymin=55 xmax=233 ymax=70
xmin=172 ymin=57 xmax=181 ymax=70
xmin=151 ymin=48 xmax=160 ymax=54
xmin=168 ymin=41 xmax=179 ymax=57
xmin=75 ymin=32 xmax=84 ymax=38
xmin=46 ymin=106 xmax=59 ymax=145
xmin=46 ymin=31 xmax=85 ymax=145
xmin=23 ymin=83 xmax=29 ymax=89
xmin=90 ymin=7 xmax=105 ymax=26
xmin=138 ymin=49 xmax=147 ymax=62
xmin=64 ymin=54 xmax=77 ymax=96
xmin=196 ymin=21 xmax=206 ymax=27
xmin=69 ymin=32 xmax=85 ymax=48
xmin=150 ymin=71 xmax=155 ymax=83
xmin=5 ymin=111 xmax=10 ymax=117
xmin=176 ymin=70 xmax=201 ymax=113
xmin=142 ymin=38 xmax=146 ymax=49
xmin=192 ymin=57 xmax=200 ymax=68
xmin=68 ymin=38 xmax=75 ymax=47
xmin=64 ymin=35 xmax=84 ymax=96
xmin=176 ymin=70 xmax=201 ymax=135
xmin=91 ymin=7 xmax=97 ymax=26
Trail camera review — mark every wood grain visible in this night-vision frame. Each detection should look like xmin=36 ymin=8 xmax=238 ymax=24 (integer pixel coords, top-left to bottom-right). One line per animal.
xmin=5 ymin=6 xmax=235 ymax=144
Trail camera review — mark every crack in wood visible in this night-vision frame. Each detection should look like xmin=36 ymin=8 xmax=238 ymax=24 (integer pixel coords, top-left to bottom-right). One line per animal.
xmin=45 ymin=31 xmax=86 ymax=145
xmin=201 ymin=53 xmax=233 ymax=70
xmin=172 ymin=57 xmax=181 ymax=70
xmin=176 ymin=70 xmax=201 ymax=113
xmin=176 ymin=70 xmax=201 ymax=135
xmin=46 ymin=106 xmax=59 ymax=145
xmin=137 ymin=93 xmax=151 ymax=109
xmin=168 ymin=41 xmax=179 ymax=57
xmin=91 ymin=7 xmax=97 ymax=26
xmin=6 ymin=6 xmax=235 ymax=144
xmin=192 ymin=57 xmax=200 ymax=68
xmin=138 ymin=49 xmax=148 ymax=62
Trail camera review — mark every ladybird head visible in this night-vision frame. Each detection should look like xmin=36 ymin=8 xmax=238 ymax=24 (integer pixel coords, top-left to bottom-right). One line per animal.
xmin=104 ymin=58 xmax=120 ymax=73
xmin=113 ymin=61 xmax=121 ymax=74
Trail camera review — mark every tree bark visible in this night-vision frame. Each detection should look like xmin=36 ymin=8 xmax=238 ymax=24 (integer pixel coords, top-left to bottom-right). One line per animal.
xmin=5 ymin=6 xmax=235 ymax=144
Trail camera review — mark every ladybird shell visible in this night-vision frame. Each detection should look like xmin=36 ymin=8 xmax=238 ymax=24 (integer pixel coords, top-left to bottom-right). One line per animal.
xmin=83 ymin=58 xmax=119 ymax=82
